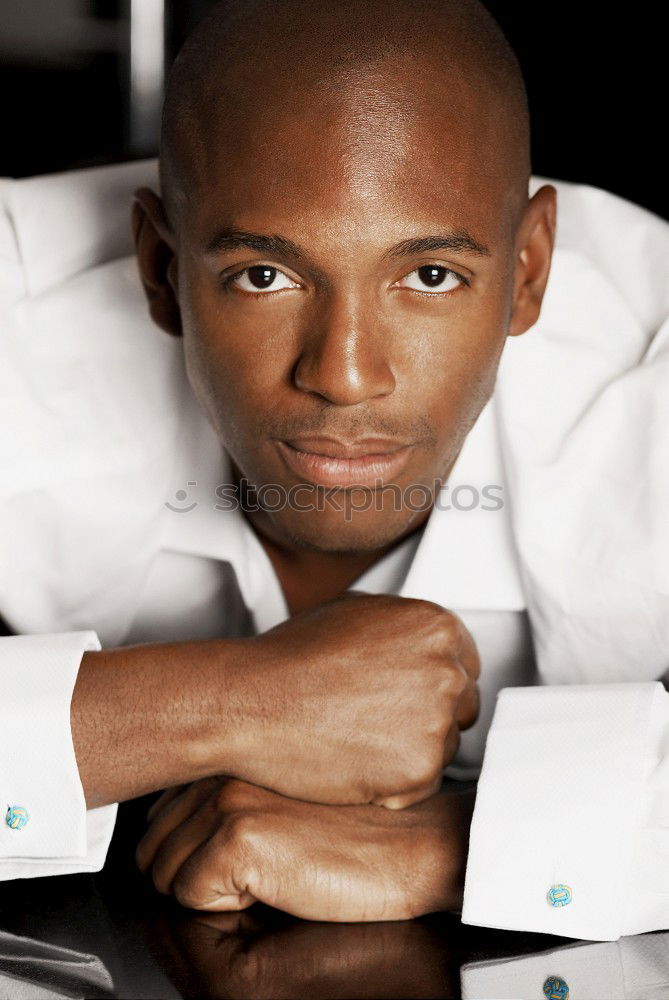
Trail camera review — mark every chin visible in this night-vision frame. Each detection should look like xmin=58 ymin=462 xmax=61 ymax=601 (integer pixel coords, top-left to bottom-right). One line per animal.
xmin=267 ymin=504 xmax=427 ymax=554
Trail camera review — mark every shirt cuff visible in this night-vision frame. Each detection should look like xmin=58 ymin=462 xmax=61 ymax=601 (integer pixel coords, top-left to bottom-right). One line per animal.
xmin=460 ymin=682 xmax=665 ymax=941
xmin=622 ymin=682 xmax=669 ymax=935
xmin=0 ymin=632 xmax=118 ymax=878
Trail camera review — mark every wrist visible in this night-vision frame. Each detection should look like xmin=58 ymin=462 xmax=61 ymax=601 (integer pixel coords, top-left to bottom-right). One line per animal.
xmin=73 ymin=638 xmax=257 ymax=807
xmin=420 ymin=785 xmax=476 ymax=914
xmin=195 ymin=635 xmax=266 ymax=781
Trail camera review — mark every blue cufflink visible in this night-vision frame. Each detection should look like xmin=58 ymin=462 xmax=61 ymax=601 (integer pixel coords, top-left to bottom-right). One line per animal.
xmin=5 ymin=805 xmax=30 ymax=830
xmin=547 ymin=884 xmax=572 ymax=907
xmin=543 ymin=975 xmax=569 ymax=999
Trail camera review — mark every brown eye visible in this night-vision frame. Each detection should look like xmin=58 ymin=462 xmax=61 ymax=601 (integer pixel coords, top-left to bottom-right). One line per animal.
xmin=247 ymin=266 xmax=277 ymax=289
xmin=419 ymin=265 xmax=448 ymax=287
xmin=396 ymin=266 xmax=465 ymax=293
xmin=229 ymin=265 xmax=300 ymax=294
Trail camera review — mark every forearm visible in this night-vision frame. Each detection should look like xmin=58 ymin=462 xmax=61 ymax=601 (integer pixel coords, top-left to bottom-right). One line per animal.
xmin=71 ymin=638 xmax=251 ymax=809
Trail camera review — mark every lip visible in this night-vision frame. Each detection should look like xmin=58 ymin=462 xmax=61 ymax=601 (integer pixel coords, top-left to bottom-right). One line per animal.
xmin=276 ymin=437 xmax=413 ymax=488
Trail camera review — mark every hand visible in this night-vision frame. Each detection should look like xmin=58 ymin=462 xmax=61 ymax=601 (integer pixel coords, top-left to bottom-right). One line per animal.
xmin=234 ymin=591 xmax=480 ymax=808
xmin=136 ymin=776 xmax=475 ymax=922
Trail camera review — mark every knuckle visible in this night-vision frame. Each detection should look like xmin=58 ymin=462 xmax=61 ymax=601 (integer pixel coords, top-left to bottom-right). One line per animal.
xmin=438 ymin=665 xmax=468 ymax=699
xmin=437 ymin=612 xmax=461 ymax=647
xmin=391 ymin=597 xmax=433 ymax=634
xmin=404 ymin=749 xmax=439 ymax=789
xmin=416 ymin=604 xmax=464 ymax=654
xmin=452 ymin=666 xmax=469 ymax=696
xmin=409 ymin=597 xmax=446 ymax=626
xmin=222 ymin=810 xmax=260 ymax=849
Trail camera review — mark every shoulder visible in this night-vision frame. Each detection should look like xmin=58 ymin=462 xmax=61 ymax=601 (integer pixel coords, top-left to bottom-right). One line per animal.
xmin=497 ymin=178 xmax=669 ymax=466
xmin=1 ymin=159 xmax=158 ymax=297
xmin=534 ymin=176 xmax=669 ymax=336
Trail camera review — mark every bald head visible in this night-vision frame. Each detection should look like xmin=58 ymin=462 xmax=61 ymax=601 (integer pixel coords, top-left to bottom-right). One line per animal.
xmin=160 ymin=0 xmax=530 ymax=228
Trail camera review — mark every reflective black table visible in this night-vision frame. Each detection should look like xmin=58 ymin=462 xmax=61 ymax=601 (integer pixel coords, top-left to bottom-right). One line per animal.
xmin=1 ymin=795 xmax=666 ymax=999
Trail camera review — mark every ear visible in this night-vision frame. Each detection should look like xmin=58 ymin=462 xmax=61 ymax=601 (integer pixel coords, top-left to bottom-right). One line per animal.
xmin=131 ymin=187 xmax=182 ymax=337
xmin=509 ymin=184 xmax=557 ymax=337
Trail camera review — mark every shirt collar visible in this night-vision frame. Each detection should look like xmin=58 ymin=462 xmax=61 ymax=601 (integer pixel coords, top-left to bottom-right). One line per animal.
xmin=399 ymin=394 xmax=526 ymax=610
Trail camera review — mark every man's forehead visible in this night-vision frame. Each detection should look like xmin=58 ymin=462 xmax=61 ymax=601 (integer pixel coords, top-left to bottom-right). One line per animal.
xmin=182 ymin=66 xmax=521 ymax=245
xmin=161 ymin=0 xmax=529 ymax=233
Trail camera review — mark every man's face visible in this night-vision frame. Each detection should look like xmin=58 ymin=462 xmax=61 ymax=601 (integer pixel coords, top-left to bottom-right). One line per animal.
xmin=170 ymin=58 xmax=525 ymax=553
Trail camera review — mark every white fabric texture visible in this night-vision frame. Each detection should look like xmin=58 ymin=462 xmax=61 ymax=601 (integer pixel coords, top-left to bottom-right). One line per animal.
xmin=0 ymin=930 xmax=115 ymax=1000
xmin=0 ymin=161 xmax=667 ymax=942
xmin=460 ymin=931 xmax=669 ymax=999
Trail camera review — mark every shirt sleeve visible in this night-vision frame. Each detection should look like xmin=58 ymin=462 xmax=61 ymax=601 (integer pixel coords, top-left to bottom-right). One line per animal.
xmin=460 ymin=681 xmax=669 ymax=941
xmin=0 ymin=632 xmax=118 ymax=879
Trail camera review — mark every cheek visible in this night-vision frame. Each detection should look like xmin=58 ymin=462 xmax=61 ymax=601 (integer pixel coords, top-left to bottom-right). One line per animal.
xmin=404 ymin=288 xmax=508 ymax=436
xmin=178 ymin=276 xmax=298 ymax=450
xmin=180 ymin=296 xmax=248 ymax=438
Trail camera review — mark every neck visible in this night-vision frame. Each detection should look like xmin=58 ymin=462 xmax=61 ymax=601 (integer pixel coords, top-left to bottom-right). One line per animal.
xmin=232 ymin=477 xmax=429 ymax=615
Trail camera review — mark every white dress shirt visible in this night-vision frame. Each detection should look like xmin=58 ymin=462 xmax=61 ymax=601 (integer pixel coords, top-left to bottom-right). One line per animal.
xmin=0 ymin=161 xmax=667 ymax=941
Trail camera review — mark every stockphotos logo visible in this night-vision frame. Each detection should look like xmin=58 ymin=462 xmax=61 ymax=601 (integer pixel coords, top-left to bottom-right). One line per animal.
xmin=165 ymin=479 xmax=504 ymax=517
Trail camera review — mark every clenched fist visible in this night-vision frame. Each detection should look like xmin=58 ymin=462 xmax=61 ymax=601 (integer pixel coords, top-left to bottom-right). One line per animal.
xmin=137 ymin=776 xmax=476 ymax=921
xmin=227 ymin=591 xmax=480 ymax=808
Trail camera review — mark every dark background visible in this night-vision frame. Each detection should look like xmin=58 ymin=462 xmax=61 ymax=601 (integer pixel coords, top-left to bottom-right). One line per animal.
xmin=1 ymin=0 xmax=665 ymax=219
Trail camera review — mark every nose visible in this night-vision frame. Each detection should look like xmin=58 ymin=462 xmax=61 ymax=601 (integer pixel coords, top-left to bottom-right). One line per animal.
xmin=293 ymin=292 xmax=396 ymax=405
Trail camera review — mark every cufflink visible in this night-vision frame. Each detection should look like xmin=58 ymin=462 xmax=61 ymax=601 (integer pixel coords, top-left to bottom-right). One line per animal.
xmin=547 ymin=884 xmax=572 ymax=907
xmin=543 ymin=975 xmax=569 ymax=999
xmin=5 ymin=805 xmax=29 ymax=830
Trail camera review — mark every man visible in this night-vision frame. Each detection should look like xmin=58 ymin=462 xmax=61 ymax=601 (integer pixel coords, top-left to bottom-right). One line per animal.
xmin=1 ymin=0 xmax=667 ymax=942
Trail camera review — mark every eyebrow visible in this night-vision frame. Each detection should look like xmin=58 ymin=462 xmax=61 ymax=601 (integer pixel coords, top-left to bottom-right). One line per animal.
xmin=203 ymin=228 xmax=491 ymax=261
xmin=205 ymin=230 xmax=305 ymax=259
xmin=384 ymin=233 xmax=491 ymax=259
